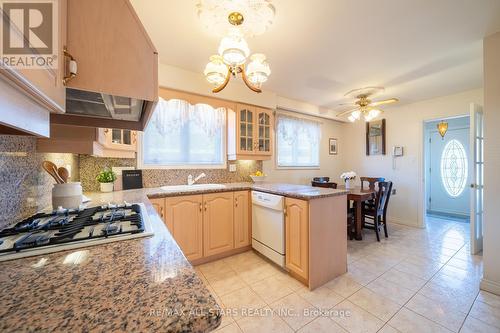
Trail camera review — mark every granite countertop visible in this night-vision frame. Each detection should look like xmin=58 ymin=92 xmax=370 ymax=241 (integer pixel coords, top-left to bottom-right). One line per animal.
xmin=0 ymin=182 xmax=347 ymax=332
xmin=147 ymin=182 xmax=348 ymax=200
xmin=0 ymin=189 xmax=221 ymax=333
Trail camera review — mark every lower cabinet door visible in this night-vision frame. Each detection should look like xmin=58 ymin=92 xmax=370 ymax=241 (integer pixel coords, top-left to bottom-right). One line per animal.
xmin=234 ymin=191 xmax=251 ymax=248
xmin=203 ymin=192 xmax=235 ymax=257
xmin=149 ymin=197 xmax=166 ymax=224
xmin=285 ymin=198 xmax=309 ymax=280
xmin=165 ymin=195 xmax=204 ymax=261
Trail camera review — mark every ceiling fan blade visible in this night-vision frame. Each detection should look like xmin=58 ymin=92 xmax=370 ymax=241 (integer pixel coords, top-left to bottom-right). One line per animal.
xmin=336 ymin=107 xmax=360 ymax=117
xmin=370 ymin=98 xmax=399 ymax=107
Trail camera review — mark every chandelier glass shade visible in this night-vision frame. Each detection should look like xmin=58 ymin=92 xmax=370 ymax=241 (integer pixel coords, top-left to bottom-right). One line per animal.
xmin=197 ymin=0 xmax=275 ymax=37
xmin=203 ymin=55 xmax=228 ymax=86
xmin=245 ymin=53 xmax=271 ymax=86
xmin=218 ymin=30 xmax=250 ymax=66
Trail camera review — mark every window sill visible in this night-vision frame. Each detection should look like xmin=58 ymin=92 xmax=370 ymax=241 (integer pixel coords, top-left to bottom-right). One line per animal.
xmin=275 ymin=166 xmax=321 ymax=170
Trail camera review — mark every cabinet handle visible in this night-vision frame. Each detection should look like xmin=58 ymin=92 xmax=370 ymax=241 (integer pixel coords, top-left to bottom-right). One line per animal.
xmin=284 ymin=208 xmax=287 ymax=217
xmin=62 ymin=47 xmax=78 ymax=85
xmin=204 ymin=203 xmax=208 ymax=211
xmin=235 ymin=198 xmax=238 ymax=207
xmin=199 ymin=203 xmax=202 ymax=212
xmin=159 ymin=206 xmax=164 ymax=219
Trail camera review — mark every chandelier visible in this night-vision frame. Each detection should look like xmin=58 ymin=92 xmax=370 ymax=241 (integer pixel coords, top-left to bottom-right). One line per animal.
xmin=198 ymin=0 xmax=274 ymax=93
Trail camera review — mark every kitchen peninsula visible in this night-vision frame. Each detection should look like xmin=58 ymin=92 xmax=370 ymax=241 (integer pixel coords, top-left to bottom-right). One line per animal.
xmin=0 ymin=183 xmax=347 ymax=332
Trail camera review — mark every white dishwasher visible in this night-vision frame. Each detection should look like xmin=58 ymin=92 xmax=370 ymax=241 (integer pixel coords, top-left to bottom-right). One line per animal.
xmin=251 ymin=191 xmax=285 ymax=267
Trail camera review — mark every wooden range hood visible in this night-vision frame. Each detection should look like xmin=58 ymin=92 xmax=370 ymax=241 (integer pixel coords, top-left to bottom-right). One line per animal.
xmin=52 ymin=0 xmax=159 ymax=131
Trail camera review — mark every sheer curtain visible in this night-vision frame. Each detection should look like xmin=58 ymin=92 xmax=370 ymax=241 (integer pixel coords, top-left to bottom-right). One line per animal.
xmin=276 ymin=113 xmax=321 ymax=167
xmin=142 ymin=98 xmax=226 ymax=167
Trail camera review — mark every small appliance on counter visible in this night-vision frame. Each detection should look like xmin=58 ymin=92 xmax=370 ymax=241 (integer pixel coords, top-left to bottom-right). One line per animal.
xmin=122 ymin=170 xmax=143 ymax=190
xmin=0 ymin=202 xmax=153 ymax=261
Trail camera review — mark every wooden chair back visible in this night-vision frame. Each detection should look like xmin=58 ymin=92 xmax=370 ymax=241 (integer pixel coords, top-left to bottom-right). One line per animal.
xmin=312 ymin=177 xmax=330 ymax=183
xmin=374 ymin=181 xmax=392 ymax=216
xmin=360 ymin=177 xmax=385 ymax=190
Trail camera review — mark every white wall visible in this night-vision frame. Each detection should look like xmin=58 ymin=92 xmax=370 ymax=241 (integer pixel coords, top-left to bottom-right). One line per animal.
xmin=262 ymin=111 xmax=346 ymax=185
xmin=481 ymin=32 xmax=500 ymax=295
xmin=342 ymin=88 xmax=483 ymax=227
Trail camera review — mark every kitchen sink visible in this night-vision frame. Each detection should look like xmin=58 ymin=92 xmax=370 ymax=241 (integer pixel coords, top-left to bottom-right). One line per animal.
xmin=160 ymin=184 xmax=226 ymax=192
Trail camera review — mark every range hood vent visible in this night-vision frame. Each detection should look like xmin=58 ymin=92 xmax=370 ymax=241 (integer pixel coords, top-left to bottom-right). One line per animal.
xmin=65 ymin=88 xmax=144 ymax=122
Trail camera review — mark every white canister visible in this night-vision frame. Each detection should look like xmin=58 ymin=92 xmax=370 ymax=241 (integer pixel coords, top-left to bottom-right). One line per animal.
xmin=52 ymin=182 xmax=83 ymax=209
xmin=100 ymin=182 xmax=114 ymax=192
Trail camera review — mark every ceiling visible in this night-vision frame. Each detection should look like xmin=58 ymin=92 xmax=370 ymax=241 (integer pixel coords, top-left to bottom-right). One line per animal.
xmin=131 ymin=0 xmax=500 ymax=112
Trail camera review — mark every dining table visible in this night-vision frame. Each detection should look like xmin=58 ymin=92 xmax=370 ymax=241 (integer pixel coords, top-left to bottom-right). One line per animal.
xmin=338 ymin=185 xmax=377 ymax=240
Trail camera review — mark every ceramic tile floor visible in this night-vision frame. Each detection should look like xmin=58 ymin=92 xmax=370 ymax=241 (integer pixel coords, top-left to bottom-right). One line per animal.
xmin=195 ymin=216 xmax=500 ymax=333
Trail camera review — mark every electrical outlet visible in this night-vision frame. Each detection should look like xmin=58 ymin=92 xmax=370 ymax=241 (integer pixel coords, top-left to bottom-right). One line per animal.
xmin=392 ymin=189 xmax=397 ymax=195
xmin=229 ymin=164 xmax=237 ymax=172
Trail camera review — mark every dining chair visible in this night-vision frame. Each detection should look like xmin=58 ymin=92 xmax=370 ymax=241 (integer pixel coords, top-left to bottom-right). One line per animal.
xmin=362 ymin=181 xmax=393 ymax=241
xmin=360 ymin=177 xmax=385 ymax=190
xmin=347 ymin=204 xmax=356 ymax=240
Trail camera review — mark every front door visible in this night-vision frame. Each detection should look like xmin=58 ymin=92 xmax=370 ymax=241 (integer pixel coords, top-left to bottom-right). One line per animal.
xmin=428 ymin=125 xmax=470 ymax=217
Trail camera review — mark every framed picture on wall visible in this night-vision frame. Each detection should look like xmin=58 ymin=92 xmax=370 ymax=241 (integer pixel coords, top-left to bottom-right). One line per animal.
xmin=329 ymin=138 xmax=338 ymax=155
xmin=366 ymin=119 xmax=386 ymax=155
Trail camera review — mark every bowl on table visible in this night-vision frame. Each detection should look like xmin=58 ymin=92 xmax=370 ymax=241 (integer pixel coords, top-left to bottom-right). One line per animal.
xmin=249 ymin=175 xmax=267 ymax=183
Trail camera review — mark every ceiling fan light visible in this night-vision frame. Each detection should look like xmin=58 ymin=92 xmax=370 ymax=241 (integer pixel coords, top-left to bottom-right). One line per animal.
xmin=364 ymin=113 xmax=373 ymax=122
xmin=368 ymin=109 xmax=381 ymax=118
xmin=351 ymin=110 xmax=361 ymax=120
xmin=246 ymin=53 xmax=271 ymax=85
xmin=218 ymin=30 xmax=250 ymax=66
xmin=348 ymin=115 xmax=356 ymax=122
xmin=204 ymin=55 xmax=228 ymax=85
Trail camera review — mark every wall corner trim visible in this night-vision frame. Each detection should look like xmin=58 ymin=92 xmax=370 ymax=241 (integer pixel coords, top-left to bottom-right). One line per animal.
xmin=480 ymin=278 xmax=500 ymax=296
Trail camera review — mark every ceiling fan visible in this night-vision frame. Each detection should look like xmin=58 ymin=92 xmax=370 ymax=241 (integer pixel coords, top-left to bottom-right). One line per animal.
xmin=336 ymin=87 xmax=399 ymax=122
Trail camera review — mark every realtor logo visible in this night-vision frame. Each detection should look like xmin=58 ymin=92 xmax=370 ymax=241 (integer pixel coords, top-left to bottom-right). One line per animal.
xmin=1 ymin=0 xmax=58 ymax=68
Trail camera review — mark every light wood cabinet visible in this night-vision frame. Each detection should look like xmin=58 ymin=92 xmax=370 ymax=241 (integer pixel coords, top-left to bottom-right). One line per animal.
xmin=234 ymin=191 xmax=251 ymax=248
xmin=150 ymin=191 xmax=250 ymax=263
xmin=165 ymin=195 xmax=204 ymax=261
xmin=285 ymin=198 xmax=309 ymax=281
xmin=65 ymin=0 xmax=157 ymax=102
xmin=0 ymin=0 xmax=67 ymax=136
xmin=149 ymin=197 xmax=166 ymax=224
xmin=228 ymin=103 xmax=274 ymax=161
xmin=203 ymin=192 xmax=235 ymax=257
xmin=37 ymin=124 xmax=136 ymax=158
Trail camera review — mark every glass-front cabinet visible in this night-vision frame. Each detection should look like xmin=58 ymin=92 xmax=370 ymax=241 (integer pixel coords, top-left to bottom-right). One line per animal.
xmin=231 ymin=103 xmax=274 ymax=160
xmin=95 ymin=128 xmax=137 ymax=158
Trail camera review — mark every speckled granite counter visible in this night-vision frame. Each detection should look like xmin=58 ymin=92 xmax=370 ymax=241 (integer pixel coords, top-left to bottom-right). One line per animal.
xmin=147 ymin=182 xmax=348 ymax=200
xmin=0 ymin=189 xmax=221 ymax=333
xmin=0 ymin=182 xmax=347 ymax=332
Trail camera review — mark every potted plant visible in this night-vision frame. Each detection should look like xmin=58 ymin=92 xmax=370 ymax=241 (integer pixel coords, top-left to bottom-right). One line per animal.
xmin=340 ymin=171 xmax=357 ymax=189
xmin=96 ymin=168 xmax=116 ymax=192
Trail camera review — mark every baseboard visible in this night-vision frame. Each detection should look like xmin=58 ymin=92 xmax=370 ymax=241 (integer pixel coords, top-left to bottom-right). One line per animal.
xmin=480 ymin=278 xmax=500 ymax=296
xmin=388 ymin=216 xmax=421 ymax=228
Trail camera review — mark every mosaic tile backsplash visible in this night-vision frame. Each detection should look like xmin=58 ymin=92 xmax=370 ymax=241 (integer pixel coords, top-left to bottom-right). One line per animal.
xmin=79 ymin=155 xmax=262 ymax=191
xmin=0 ymin=135 xmax=263 ymax=228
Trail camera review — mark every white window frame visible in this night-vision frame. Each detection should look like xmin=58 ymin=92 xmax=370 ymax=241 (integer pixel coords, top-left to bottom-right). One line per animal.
xmin=137 ymin=103 xmax=227 ymax=170
xmin=275 ymin=112 xmax=321 ymax=170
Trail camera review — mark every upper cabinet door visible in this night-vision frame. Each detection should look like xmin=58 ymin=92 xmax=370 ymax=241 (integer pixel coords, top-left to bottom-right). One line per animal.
xmin=255 ymin=108 xmax=273 ymax=156
xmin=236 ymin=104 xmax=256 ymax=155
xmin=0 ymin=0 xmax=67 ymax=114
xmin=66 ymin=0 xmax=158 ymax=101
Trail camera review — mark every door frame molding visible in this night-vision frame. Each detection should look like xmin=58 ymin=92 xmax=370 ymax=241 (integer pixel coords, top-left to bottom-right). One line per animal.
xmin=419 ymin=114 xmax=470 ymax=229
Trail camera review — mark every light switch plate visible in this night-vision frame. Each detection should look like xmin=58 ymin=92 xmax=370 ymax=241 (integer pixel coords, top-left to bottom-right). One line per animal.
xmin=229 ymin=164 xmax=237 ymax=172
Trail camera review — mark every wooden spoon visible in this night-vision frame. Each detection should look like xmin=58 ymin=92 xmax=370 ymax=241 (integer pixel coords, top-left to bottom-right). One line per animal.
xmin=42 ymin=161 xmax=64 ymax=184
xmin=57 ymin=167 xmax=70 ymax=183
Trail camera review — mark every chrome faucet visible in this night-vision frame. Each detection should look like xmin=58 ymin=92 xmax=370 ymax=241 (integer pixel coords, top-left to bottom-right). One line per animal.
xmin=188 ymin=173 xmax=206 ymax=185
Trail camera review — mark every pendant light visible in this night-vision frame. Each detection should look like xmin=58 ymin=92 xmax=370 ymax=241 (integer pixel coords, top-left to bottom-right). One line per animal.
xmin=437 ymin=121 xmax=448 ymax=139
